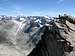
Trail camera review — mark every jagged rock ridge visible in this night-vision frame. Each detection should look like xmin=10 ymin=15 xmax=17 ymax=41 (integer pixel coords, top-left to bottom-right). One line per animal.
xmin=0 ymin=15 xmax=75 ymax=56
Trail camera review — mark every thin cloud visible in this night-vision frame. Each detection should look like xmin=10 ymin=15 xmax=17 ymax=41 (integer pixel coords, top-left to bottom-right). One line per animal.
xmin=57 ymin=0 xmax=64 ymax=4
xmin=2 ymin=0 xmax=9 ymax=2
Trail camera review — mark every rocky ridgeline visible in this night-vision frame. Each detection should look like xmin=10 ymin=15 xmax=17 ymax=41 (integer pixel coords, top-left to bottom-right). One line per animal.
xmin=0 ymin=15 xmax=75 ymax=56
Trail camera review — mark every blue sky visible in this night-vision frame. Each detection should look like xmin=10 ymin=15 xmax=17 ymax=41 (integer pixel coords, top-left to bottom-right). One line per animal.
xmin=0 ymin=0 xmax=75 ymax=16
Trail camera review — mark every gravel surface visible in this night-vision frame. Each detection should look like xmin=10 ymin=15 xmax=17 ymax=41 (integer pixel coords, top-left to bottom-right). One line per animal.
xmin=0 ymin=42 xmax=25 ymax=56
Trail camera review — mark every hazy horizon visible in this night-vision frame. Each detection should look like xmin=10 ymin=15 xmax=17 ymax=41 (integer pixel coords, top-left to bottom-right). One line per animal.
xmin=0 ymin=0 xmax=75 ymax=16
